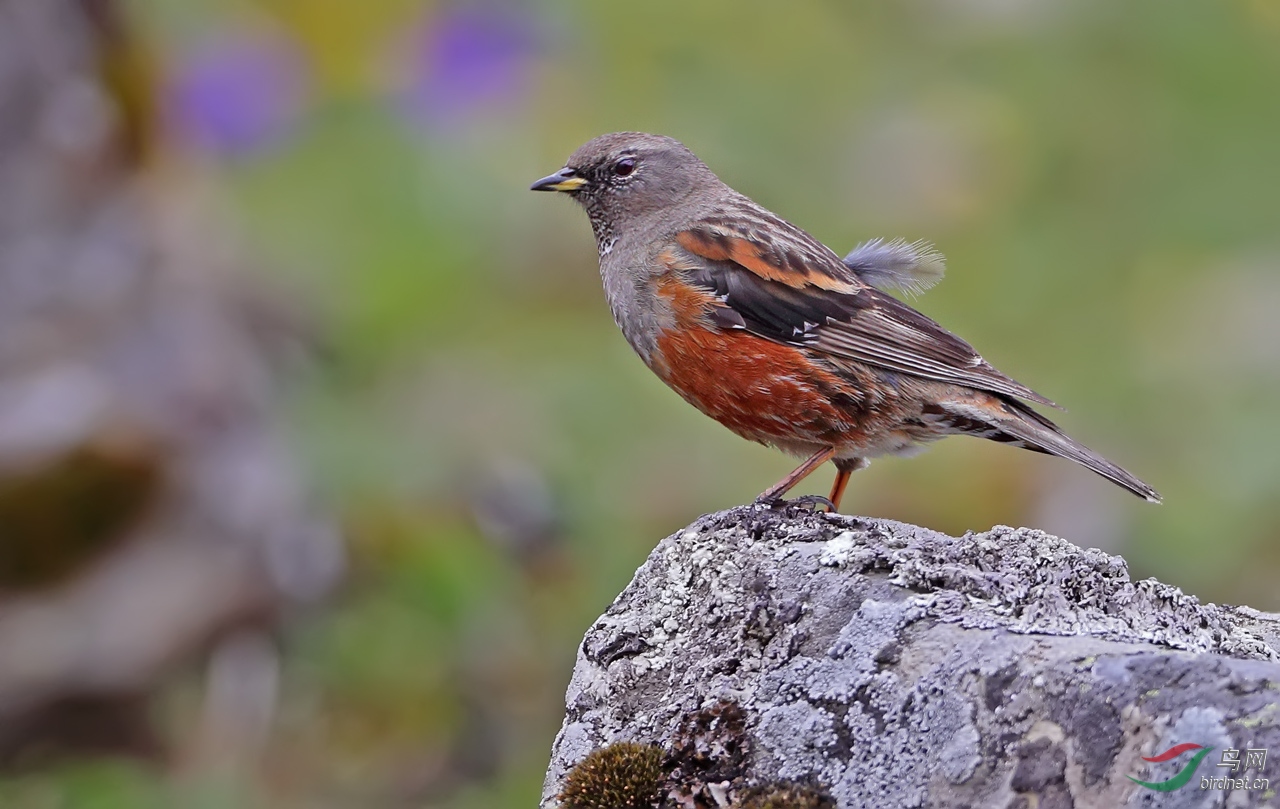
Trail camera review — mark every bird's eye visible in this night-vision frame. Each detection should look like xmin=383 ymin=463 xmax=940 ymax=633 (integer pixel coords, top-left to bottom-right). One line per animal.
xmin=613 ymin=158 xmax=636 ymax=177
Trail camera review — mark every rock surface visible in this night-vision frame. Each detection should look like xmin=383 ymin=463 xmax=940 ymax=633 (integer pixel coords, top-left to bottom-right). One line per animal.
xmin=543 ymin=506 xmax=1280 ymax=808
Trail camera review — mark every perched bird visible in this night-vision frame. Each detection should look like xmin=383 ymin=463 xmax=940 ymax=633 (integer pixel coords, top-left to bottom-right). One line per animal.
xmin=531 ymin=133 xmax=1160 ymax=511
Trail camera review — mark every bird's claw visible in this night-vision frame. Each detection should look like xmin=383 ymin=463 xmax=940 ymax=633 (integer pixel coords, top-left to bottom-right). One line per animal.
xmin=755 ymin=493 xmax=836 ymax=512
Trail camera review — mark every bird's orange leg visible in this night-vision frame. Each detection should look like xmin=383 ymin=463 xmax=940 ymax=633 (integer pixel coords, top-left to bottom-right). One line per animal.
xmin=827 ymin=468 xmax=852 ymax=513
xmin=755 ymin=446 xmax=837 ymax=506
xmin=826 ymin=457 xmax=867 ymax=513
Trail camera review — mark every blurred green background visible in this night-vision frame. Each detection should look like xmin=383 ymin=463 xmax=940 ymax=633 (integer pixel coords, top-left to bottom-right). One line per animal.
xmin=9 ymin=0 xmax=1280 ymax=805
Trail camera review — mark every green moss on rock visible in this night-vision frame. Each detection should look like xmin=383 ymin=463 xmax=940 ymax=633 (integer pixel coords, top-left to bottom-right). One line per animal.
xmin=736 ymin=781 xmax=835 ymax=809
xmin=558 ymin=741 xmax=663 ymax=809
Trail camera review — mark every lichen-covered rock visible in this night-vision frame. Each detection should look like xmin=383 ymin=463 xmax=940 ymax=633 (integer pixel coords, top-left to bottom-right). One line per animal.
xmin=543 ymin=506 xmax=1280 ymax=809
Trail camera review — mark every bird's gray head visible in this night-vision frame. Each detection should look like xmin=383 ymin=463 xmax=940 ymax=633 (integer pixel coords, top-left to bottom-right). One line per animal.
xmin=531 ymin=132 xmax=713 ymax=251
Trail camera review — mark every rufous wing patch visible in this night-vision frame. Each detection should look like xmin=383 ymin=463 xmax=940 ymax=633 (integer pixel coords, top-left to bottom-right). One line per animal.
xmin=676 ymin=225 xmax=857 ymax=293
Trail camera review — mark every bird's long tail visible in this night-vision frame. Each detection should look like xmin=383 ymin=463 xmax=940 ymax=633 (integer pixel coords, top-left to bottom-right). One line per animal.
xmin=930 ymin=398 xmax=1162 ymax=503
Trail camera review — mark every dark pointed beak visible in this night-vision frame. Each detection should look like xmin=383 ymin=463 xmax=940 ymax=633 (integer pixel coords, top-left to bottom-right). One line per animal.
xmin=530 ymin=167 xmax=587 ymax=192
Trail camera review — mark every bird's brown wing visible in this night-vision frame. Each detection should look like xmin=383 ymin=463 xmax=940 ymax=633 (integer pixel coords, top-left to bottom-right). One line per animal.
xmin=673 ymin=221 xmax=1059 ymax=409
xmin=675 ymin=215 xmax=862 ymax=292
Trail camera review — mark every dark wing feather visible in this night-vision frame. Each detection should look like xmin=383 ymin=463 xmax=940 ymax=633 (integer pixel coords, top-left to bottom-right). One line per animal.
xmin=681 ymin=253 xmax=1060 ymax=409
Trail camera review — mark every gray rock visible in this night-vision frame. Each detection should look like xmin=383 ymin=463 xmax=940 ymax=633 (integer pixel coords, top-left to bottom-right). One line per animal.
xmin=543 ymin=506 xmax=1280 ymax=808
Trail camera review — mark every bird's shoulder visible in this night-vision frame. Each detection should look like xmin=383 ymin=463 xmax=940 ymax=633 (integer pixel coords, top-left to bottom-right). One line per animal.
xmin=671 ymin=193 xmax=863 ymax=293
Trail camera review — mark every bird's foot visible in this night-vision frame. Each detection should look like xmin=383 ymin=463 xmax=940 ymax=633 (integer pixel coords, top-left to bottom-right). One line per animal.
xmin=754 ymin=493 xmax=835 ymax=512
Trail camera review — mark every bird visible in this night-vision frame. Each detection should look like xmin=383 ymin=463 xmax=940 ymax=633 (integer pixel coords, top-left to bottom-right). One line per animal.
xmin=531 ymin=132 xmax=1160 ymax=511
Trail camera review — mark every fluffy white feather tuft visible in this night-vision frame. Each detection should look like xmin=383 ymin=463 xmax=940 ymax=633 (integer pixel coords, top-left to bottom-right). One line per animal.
xmin=842 ymin=238 xmax=946 ymax=296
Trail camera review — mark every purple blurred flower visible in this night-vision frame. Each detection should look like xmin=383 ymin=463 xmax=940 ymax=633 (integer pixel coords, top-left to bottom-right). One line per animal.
xmin=400 ymin=4 xmax=540 ymax=127
xmin=165 ymin=30 xmax=309 ymax=156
